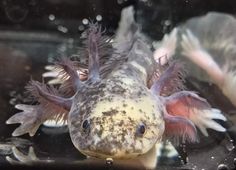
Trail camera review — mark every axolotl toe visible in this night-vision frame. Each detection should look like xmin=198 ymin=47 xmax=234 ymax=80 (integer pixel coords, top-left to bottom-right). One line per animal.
xmin=6 ymin=23 xmax=227 ymax=169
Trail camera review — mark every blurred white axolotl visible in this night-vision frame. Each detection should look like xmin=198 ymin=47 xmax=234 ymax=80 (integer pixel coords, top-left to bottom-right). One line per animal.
xmin=6 ymin=21 xmax=226 ymax=169
xmin=154 ymin=12 xmax=236 ymax=108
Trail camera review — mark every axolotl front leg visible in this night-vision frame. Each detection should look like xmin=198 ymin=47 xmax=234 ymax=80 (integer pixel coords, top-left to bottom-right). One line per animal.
xmin=151 ymin=62 xmax=226 ymax=141
xmin=6 ymin=58 xmax=80 ymax=137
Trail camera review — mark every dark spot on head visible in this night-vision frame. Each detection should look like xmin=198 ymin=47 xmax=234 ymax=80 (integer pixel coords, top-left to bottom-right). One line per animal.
xmin=123 ymin=103 xmax=127 ymax=107
xmin=131 ymin=107 xmax=134 ymax=110
xmin=121 ymin=133 xmax=125 ymax=143
xmin=100 ymin=93 xmax=105 ymax=97
xmin=107 ymin=97 xmax=113 ymax=102
xmin=97 ymin=127 xmax=103 ymax=137
xmin=151 ymin=113 xmax=156 ymax=120
xmin=112 ymin=85 xmax=126 ymax=94
xmin=139 ymin=109 xmax=143 ymax=113
xmin=119 ymin=120 xmax=124 ymax=126
xmin=128 ymin=117 xmax=135 ymax=124
xmin=110 ymin=125 xmax=114 ymax=131
xmin=137 ymin=91 xmax=142 ymax=97
xmin=99 ymin=83 xmax=106 ymax=88
xmin=102 ymin=109 xmax=119 ymax=115
xmin=102 ymin=116 xmax=106 ymax=122
xmin=122 ymin=110 xmax=126 ymax=114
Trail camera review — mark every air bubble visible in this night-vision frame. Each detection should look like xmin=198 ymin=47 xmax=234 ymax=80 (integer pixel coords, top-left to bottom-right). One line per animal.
xmin=234 ymin=158 xmax=236 ymax=166
xmin=57 ymin=25 xmax=68 ymax=33
xmin=217 ymin=164 xmax=229 ymax=170
xmin=96 ymin=15 xmax=102 ymax=21
xmin=106 ymin=157 xmax=113 ymax=166
xmin=82 ymin=18 xmax=89 ymax=25
xmin=78 ymin=25 xmax=85 ymax=31
xmin=226 ymin=140 xmax=235 ymax=151
xmin=48 ymin=14 xmax=55 ymax=21
xmin=164 ymin=20 xmax=171 ymax=26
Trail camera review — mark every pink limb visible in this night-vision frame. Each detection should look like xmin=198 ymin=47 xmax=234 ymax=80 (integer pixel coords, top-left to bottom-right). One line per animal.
xmin=153 ymin=28 xmax=178 ymax=65
xmin=164 ymin=91 xmax=226 ymax=136
xmin=163 ymin=109 xmax=198 ymax=143
xmin=181 ymin=29 xmax=224 ymax=86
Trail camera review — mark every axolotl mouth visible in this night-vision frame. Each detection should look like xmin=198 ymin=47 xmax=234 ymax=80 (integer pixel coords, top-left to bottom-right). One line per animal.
xmin=69 ymin=116 xmax=164 ymax=159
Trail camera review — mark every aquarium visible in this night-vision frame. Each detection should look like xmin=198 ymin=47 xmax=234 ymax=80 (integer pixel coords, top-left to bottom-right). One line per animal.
xmin=0 ymin=0 xmax=236 ymax=170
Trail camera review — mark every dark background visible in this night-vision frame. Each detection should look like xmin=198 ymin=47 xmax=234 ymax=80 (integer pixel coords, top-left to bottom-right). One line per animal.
xmin=0 ymin=0 xmax=236 ymax=38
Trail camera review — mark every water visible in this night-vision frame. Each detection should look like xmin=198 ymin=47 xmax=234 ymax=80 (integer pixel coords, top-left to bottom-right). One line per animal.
xmin=0 ymin=0 xmax=236 ymax=170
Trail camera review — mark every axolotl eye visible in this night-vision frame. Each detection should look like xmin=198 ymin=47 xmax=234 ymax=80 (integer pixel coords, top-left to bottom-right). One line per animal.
xmin=136 ymin=123 xmax=146 ymax=137
xmin=82 ymin=119 xmax=90 ymax=132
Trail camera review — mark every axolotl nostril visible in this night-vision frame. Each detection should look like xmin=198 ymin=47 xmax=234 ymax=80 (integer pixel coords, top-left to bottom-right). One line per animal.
xmin=6 ymin=22 xmax=227 ymax=169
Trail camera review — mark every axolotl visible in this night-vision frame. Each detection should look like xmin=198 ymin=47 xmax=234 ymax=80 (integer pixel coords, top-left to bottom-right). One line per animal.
xmin=154 ymin=12 xmax=236 ymax=108
xmin=6 ymin=23 xmax=226 ymax=169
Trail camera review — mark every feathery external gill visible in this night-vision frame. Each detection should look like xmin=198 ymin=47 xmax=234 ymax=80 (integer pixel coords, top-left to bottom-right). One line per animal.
xmin=87 ymin=23 xmax=101 ymax=81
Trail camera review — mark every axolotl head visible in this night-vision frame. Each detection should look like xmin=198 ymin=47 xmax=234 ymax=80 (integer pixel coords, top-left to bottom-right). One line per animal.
xmin=68 ymin=79 xmax=165 ymax=159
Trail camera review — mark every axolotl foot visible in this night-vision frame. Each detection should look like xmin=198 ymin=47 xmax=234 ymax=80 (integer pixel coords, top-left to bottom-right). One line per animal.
xmin=153 ymin=28 xmax=178 ymax=65
xmin=181 ymin=29 xmax=224 ymax=86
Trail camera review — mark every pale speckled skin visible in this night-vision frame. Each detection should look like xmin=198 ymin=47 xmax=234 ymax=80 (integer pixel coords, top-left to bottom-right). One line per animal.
xmin=68 ymin=39 xmax=165 ymax=159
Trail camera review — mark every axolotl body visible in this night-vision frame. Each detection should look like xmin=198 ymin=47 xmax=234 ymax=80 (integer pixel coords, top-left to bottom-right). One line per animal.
xmin=6 ymin=23 xmax=226 ymax=169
